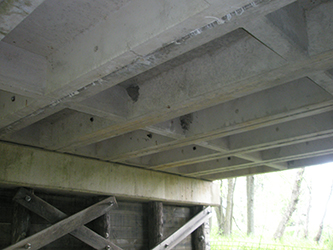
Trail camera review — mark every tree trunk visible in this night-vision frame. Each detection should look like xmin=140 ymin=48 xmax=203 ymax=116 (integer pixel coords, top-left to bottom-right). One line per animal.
xmin=247 ymin=175 xmax=255 ymax=236
xmin=274 ymin=168 xmax=305 ymax=240
xmin=224 ymin=178 xmax=236 ymax=236
xmin=214 ymin=180 xmax=224 ymax=234
xmin=314 ymin=180 xmax=333 ymax=243
xmin=303 ymin=181 xmax=312 ymax=239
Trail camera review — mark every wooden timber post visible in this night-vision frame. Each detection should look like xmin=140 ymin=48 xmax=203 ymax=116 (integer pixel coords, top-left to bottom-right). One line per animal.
xmin=148 ymin=201 xmax=164 ymax=248
xmin=91 ymin=212 xmax=112 ymax=239
xmin=11 ymin=200 xmax=31 ymax=244
xmin=91 ymin=197 xmax=112 ymax=239
xmin=191 ymin=206 xmax=206 ymax=250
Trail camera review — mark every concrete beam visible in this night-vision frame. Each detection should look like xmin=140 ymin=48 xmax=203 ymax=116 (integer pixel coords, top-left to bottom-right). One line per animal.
xmin=229 ymin=111 xmax=333 ymax=152
xmin=266 ymin=1 xmax=308 ymax=52
xmin=0 ymin=42 xmax=46 ymax=96
xmin=167 ymin=156 xmax=251 ymax=176
xmin=128 ymin=144 xmax=220 ymax=170
xmin=202 ymin=166 xmax=277 ymax=180
xmin=2 ymin=109 xmax=118 ymax=149
xmin=2 ymin=1 xmax=328 ymax=150
xmin=126 ymin=111 xmax=333 ymax=169
xmin=0 ymin=90 xmax=35 ymax=129
xmin=306 ymin=1 xmax=333 ymax=56
xmin=288 ymin=153 xmax=333 ymax=169
xmin=45 ymin=0 xmax=294 ymax=98
xmin=73 ymin=77 xmax=333 ymax=162
xmin=0 ymin=0 xmax=45 ymax=40
xmin=261 ymin=137 xmax=333 ymax=161
xmin=308 ymin=71 xmax=333 ymax=96
xmin=68 ymin=85 xmax=130 ymax=122
xmin=0 ymin=141 xmax=219 ymax=205
xmin=170 ymin=136 xmax=333 ymax=178
xmin=5 ymin=28 xmax=282 ymax=150
xmin=244 ymin=15 xmax=307 ymax=61
xmin=41 ymin=42 xmax=333 ymax=152
xmin=0 ymin=0 xmax=296 ymax=141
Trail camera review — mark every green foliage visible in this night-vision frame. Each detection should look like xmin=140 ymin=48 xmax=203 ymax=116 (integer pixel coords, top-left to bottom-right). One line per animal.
xmin=320 ymin=228 xmax=333 ymax=249
xmin=210 ymin=231 xmax=327 ymax=250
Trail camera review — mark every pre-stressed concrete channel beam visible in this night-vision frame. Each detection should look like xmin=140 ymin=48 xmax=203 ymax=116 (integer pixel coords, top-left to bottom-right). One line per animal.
xmin=41 ymin=2 xmax=333 ymax=154
xmin=0 ymin=1 xmax=324 ymax=150
xmin=202 ymin=166 xmax=277 ymax=180
xmin=44 ymin=48 xmax=333 ymax=154
xmin=72 ymin=77 xmax=333 ymax=163
xmin=175 ymin=136 xmax=333 ymax=178
xmin=128 ymin=111 xmax=333 ymax=170
xmin=0 ymin=0 xmax=297 ymax=143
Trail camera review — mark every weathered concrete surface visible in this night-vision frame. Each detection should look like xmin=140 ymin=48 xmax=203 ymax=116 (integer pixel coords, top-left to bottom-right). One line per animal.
xmin=0 ymin=142 xmax=220 ymax=205
xmin=1 ymin=0 xmax=333 ymax=187
xmin=0 ymin=0 xmax=45 ymax=40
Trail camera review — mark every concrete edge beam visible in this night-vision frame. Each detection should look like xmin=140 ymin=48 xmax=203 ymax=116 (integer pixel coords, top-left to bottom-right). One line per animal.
xmin=0 ymin=141 xmax=219 ymax=206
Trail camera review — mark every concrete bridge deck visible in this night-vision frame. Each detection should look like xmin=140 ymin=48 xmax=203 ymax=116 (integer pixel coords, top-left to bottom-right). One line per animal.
xmin=1 ymin=0 xmax=333 ymax=198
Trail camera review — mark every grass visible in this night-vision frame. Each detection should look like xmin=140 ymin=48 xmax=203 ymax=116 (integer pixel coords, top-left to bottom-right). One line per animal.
xmin=209 ymin=228 xmax=332 ymax=250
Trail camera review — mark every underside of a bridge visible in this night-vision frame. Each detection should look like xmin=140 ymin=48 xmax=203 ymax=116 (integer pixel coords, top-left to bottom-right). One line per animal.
xmin=1 ymin=0 xmax=333 ymax=249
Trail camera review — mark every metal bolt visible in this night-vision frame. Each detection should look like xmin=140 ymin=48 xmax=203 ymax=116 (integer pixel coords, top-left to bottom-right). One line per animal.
xmin=105 ymin=233 xmax=109 ymax=238
xmin=105 ymin=245 xmax=111 ymax=250
xmin=199 ymin=235 xmax=205 ymax=242
xmin=109 ymin=201 xmax=113 ymax=206
xmin=25 ymin=243 xmax=32 ymax=249
xmin=164 ymin=243 xmax=169 ymax=248
xmin=25 ymin=195 xmax=31 ymax=202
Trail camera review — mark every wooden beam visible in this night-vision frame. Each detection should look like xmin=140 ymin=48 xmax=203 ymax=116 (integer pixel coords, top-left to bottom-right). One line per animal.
xmin=12 ymin=188 xmax=121 ymax=250
xmin=4 ymin=194 xmax=117 ymax=250
xmin=148 ymin=202 xmax=164 ymax=248
xmin=191 ymin=206 xmax=206 ymax=250
xmin=11 ymin=202 xmax=30 ymax=244
xmin=151 ymin=207 xmax=212 ymax=250
xmin=90 ymin=197 xmax=112 ymax=240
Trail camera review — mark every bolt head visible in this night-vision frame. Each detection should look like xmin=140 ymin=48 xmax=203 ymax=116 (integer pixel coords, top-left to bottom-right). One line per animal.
xmin=164 ymin=243 xmax=169 ymax=248
xmin=25 ymin=243 xmax=32 ymax=249
xmin=25 ymin=195 xmax=31 ymax=202
xmin=105 ymin=245 xmax=111 ymax=250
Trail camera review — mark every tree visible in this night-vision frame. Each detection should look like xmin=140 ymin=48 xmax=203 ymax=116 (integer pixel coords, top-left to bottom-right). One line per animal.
xmin=303 ymin=179 xmax=312 ymax=239
xmin=224 ymin=178 xmax=236 ymax=236
xmin=214 ymin=180 xmax=225 ymax=234
xmin=314 ymin=180 xmax=333 ymax=243
xmin=274 ymin=168 xmax=305 ymax=240
xmin=247 ymin=175 xmax=255 ymax=236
